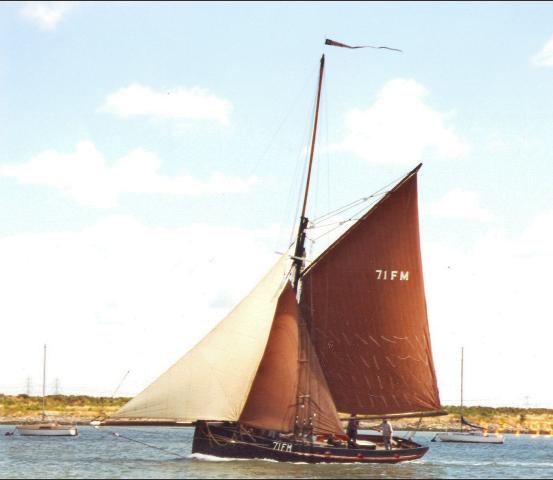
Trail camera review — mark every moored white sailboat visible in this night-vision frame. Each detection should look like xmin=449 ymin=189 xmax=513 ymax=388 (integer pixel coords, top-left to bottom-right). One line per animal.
xmin=433 ymin=348 xmax=504 ymax=444
xmin=433 ymin=430 xmax=503 ymax=444
xmin=16 ymin=345 xmax=78 ymax=437
xmin=16 ymin=423 xmax=78 ymax=437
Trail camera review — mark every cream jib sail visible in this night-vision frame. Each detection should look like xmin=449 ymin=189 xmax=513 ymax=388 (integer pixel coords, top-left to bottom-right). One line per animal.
xmin=114 ymin=254 xmax=292 ymax=423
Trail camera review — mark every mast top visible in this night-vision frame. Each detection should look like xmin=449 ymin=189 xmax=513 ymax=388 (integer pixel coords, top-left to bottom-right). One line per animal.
xmin=293 ymin=51 xmax=326 ymax=291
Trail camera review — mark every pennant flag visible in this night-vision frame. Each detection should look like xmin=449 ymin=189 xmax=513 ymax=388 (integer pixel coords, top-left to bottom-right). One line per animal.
xmin=325 ymin=38 xmax=402 ymax=53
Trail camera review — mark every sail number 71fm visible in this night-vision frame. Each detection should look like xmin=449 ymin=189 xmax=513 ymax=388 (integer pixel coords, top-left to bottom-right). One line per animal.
xmin=375 ymin=270 xmax=409 ymax=281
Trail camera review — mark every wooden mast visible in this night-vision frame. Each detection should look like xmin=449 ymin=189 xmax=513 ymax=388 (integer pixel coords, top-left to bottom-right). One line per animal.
xmin=292 ymin=54 xmax=325 ymax=439
xmin=292 ymin=54 xmax=325 ymax=292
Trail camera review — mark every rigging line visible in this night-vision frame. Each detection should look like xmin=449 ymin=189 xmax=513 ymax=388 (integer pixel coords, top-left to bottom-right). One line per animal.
xmin=312 ymin=177 xmax=398 ymax=232
xmin=111 ymin=370 xmax=130 ymax=398
xmin=308 ymin=168 xmax=405 ymax=225
xmin=290 ymin=139 xmax=310 ymax=243
xmin=323 ymin=67 xmax=332 ymax=253
xmin=308 ymin=59 xmax=331 ymax=242
xmin=251 ymin=67 xmax=318 ymax=180
xmin=278 ymin=64 xmax=322 ymax=251
xmin=310 ymin=218 xmax=354 ymax=231
xmin=312 ymin=194 xmax=387 ymax=235
xmin=93 ymin=427 xmax=187 ymax=460
xmin=359 ymin=171 xmax=410 ymax=202
xmin=308 ymin=221 xmax=352 ymax=243
xmin=309 ymin=194 xmax=384 ymax=226
xmin=285 ymin=93 xmax=318 ymax=250
xmin=346 ymin=201 xmax=384 ymax=223
xmin=405 ymin=416 xmax=423 ymax=441
xmin=306 ymin=194 xmax=382 ymax=242
xmin=91 ymin=370 xmax=131 ymax=423
xmin=310 ymin=197 xmax=371 ymax=223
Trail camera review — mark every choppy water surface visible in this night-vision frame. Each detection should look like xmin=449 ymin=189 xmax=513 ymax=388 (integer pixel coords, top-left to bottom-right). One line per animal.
xmin=1 ymin=426 xmax=551 ymax=479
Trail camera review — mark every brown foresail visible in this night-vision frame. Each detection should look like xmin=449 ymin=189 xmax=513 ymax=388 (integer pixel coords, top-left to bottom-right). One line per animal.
xmin=239 ymin=282 xmax=344 ymax=435
xmin=299 ymin=165 xmax=441 ymax=417
xmin=298 ymin=322 xmax=345 ymax=435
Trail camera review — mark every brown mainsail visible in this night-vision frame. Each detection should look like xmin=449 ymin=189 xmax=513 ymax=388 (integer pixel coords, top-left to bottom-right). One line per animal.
xmin=300 ymin=164 xmax=442 ymax=417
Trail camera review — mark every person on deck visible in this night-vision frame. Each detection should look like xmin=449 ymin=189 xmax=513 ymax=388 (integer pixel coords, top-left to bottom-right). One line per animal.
xmin=377 ymin=418 xmax=394 ymax=450
xmin=346 ymin=413 xmax=360 ymax=448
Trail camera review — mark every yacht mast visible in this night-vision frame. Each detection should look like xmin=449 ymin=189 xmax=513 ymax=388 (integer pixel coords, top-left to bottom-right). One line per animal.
xmin=42 ymin=344 xmax=47 ymax=421
xmin=460 ymin=347 xmax=464 ymax=430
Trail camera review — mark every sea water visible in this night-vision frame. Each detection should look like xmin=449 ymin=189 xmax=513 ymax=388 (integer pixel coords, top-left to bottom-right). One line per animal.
xmin=1 ymin=426 xmax=552 ymax=479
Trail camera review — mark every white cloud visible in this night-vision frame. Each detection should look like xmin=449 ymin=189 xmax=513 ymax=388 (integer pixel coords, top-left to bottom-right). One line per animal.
xmin=484 ymin=133 xmax=516 ymax=154
xmin=0 ymin=141 xmax=257 ymax=208
xmin=0 ymin=216 xmax=281 ymax=396
xmin=424 ymin=211 xmax=553 ymax=407
xmin=333 ymin=78 xmax=468 ymax=165
xmin=100 ymin=84 xmax=232 ymax=125
xmin=424 ymin=188 xmax=495 ymax=222
xmin=20 ymin=1 xmax=75 ymax=30
xmin=531 ymin=35 xmax=553 ymax=67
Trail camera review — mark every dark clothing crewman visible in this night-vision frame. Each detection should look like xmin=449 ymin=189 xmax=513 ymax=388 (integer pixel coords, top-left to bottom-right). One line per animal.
xmin=346 ymin=414 xmax=359 ymax=448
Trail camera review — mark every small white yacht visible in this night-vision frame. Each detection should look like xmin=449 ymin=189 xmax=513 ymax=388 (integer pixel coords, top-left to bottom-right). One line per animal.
xmin=16 ymin=423 xmax=78 ymax=437
xmin=432 ymin=348 xmax=503 ymax=444
xmin=433 ymin=413 xmax=505 ymax=444
xmin=433 ymin=429 xmax=504 ymax=444
xmin=15 ymin=345 xmax=78 ymax=437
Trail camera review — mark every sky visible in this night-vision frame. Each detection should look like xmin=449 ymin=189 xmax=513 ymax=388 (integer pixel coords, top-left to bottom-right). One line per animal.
xmin=2 ymin=1 xmax=553 ymax=409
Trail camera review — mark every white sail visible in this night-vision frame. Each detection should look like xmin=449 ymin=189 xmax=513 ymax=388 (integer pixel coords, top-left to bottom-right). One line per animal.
xmin=113 ymin=254 xmax=291 ymax=422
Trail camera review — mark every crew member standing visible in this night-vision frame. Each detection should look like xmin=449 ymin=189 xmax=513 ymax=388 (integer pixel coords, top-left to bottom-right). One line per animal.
xmin=378 ymin=418 xmax=394 ymax=450
xmin=347 ymin=413 xmax=359 ymax=448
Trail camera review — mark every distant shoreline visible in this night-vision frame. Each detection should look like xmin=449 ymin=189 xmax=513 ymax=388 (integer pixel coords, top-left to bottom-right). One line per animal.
xmin=2 ymin=394 xmax=553 ymax=434
xmin=1 ymin=419 xmax=549 ymax=435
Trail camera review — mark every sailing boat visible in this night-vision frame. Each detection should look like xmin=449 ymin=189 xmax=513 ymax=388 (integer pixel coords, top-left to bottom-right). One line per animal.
xmin=432 ymin=348 xmax=504 ymax=444
xmin=108 ymin=41 xmax=445 ymax=463
xmin=16 ymin=345 xmax=78 ymax=437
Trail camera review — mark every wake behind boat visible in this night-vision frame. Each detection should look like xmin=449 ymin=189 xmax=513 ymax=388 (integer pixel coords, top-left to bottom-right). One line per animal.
xmin=105 ymin=39 xmax=446 ymax=463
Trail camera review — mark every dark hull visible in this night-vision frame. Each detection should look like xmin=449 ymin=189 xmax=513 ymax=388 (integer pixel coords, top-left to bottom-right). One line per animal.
xmin=192 ymin=422 xmax=429 ymax=464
